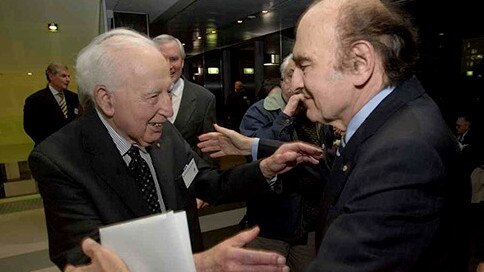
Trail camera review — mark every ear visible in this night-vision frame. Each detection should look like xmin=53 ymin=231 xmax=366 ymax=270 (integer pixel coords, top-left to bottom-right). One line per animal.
xmin=94 ymin=85 xmax=115 ymax=117
xmin=348 ymin=40 xmax=375 ymax=87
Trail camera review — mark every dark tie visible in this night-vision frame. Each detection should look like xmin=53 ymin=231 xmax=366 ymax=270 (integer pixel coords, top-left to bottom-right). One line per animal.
xmin=57 ymin=92 xmax=68 ymax=119
xmin=127 ymin=146 xmax=162 ymax=214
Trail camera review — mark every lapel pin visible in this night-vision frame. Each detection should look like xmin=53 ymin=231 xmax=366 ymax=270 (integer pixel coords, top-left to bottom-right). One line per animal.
xmin=156 ymin=143 xmax=161 ymax=148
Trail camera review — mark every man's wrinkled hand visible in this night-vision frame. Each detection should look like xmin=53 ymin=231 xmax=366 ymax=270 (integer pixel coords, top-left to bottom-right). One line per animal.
xmin=198 ymin=124 xmax=253 ymax=158
xmin=260 ymin=142 xmax=322 ymax=178
xmin=194 ymin=226 xmax=289 ymax=272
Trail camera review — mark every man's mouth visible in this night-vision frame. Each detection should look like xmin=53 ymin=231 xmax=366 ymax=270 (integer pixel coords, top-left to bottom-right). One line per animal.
xmin=149 ymin=122 xmax=163 ymax=128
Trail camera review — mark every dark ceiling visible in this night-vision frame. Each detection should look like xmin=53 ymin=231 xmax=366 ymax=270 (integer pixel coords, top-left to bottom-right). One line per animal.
xmin=149 ymin=0 xmax=312 ymax=56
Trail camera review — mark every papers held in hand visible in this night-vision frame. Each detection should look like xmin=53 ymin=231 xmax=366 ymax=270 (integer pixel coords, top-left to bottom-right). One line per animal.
xmin=100 ymin=211 xmax=196 ymax=272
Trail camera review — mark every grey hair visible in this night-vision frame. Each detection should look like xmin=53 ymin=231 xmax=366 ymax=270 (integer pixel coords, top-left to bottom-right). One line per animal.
xmin=280 ymin=53 xmax=294 ymax=79
xmin=152 ymin=34 xmax=186 ymax=59
xmin=45 ymin=62 xmax=68 ymax=82
xmin=75 ymin=28 xmax=158 ymax=109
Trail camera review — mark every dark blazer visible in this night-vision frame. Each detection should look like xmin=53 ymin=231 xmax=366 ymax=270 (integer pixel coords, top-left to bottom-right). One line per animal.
xmin=23 ymin=87 xmax=79 ymax=145
xmin=308 ymin=77 xmax=469 ymax=271
xmin=28 ymin=108 xmax=270 ymax=269
xmin=259 ymin=77 xmax=469 ymax=271
xmin=173 ymin=79 xmax=216 ymax=148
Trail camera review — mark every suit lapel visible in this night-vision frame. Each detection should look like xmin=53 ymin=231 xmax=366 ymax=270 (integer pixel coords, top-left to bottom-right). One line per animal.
xmin=81 ymin=109 xmax=150 ymax=216
xmin=173 ymin=80 xmax=196 ymax=131
xmin=42 ymin=88 xmax=65 ymax=119
xmin=148 ymin=132 xmax=178 ymax=210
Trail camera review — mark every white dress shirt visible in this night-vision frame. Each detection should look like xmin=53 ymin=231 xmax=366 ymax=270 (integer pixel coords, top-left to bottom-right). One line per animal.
xmin=168 ymin=78 xmax=184 ymax=123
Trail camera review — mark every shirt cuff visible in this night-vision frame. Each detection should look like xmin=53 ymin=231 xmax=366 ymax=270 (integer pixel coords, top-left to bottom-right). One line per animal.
xmin=251 ymin=138 xmax=260 ymax=161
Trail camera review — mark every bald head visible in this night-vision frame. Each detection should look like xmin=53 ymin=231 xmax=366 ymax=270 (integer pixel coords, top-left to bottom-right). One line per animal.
xmin=297 ymin=0 xmax=417 ymax=85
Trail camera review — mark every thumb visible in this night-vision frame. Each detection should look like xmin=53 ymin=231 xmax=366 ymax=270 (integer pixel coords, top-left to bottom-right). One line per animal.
xmin=81 ymin=238 xmax=100 ymax=258
xmin=214 ymin=124 xmax=231 ymax=135
xmin=230 ymin=226 xmax=260 ymax=247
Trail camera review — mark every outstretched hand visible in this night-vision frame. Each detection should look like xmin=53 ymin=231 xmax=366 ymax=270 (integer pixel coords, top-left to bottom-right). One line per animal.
xmin=260 ymin=142 xmax=323 ymax=178
xmin=198 ymin=124 xmax=253 ymax=158
xmin=194 ymin=226 xmax=289 ymax=272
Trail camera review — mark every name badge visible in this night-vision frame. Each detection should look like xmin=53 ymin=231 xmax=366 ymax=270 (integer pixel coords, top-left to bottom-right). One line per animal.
xmin=182 ymin=158 xmax=198 ymax=188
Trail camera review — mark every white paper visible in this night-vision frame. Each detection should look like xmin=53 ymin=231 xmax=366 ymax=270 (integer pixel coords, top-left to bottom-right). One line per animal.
xmin=100 ymin=211 xmax=196 ymax=272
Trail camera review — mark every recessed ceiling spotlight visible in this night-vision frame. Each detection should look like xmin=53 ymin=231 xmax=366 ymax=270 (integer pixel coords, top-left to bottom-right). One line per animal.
xmin=211 ymin=30 xmax=216 ymax=34
xmin=48 ymin=23 xmax=58 ymax=32
xmin=262 ymin=10 xmax=269 ymax=14
xmin=182 ymin=43 xmax=186 ymax=46
xmin=197 ymin=36 xmax=202 ymax=40
xmin=237 ymin=20 xmax=243 ymax=24
xmin=27 ymin=72 xmax=33 ymax=76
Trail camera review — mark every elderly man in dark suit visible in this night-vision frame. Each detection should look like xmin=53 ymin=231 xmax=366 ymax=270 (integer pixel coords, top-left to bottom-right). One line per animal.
xmin=23 ymin=62 xmax=80 ymax=145
xmin=153 ymin=34 xmax=216 ymax=150
xmin=198 ymin=0 xmax=469 ymax=271
xmin=29 ymin=28 xmax=322 ymax=271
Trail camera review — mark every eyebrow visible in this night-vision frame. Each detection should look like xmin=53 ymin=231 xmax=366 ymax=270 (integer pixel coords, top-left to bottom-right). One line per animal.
xmin=292 ymin=54 xmax=310 ymax=64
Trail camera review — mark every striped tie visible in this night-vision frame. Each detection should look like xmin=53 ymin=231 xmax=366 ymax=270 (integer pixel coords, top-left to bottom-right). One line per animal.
xmin=58 ymin=92 xmax=68 ymax=118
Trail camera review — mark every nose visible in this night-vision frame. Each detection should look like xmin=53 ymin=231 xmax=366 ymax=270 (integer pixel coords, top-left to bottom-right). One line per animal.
xmin=291 ymin=67 xmax=304 ymax=93
xmin=158 ymin=92 xmax=173 ymax=118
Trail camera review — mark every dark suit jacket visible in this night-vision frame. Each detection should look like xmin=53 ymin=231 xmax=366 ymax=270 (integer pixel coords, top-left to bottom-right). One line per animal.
xmin=307 ymin=77 xmax=469 ymax=271
xmin=173 ymin=79 xmax=216 ymax=148
xmin=28 ymin=108 xmax=270 ymax=269
xmin=259 ymin=78 xmax=469 ymax=271
xmin=23 ymin=87 xmax=79 ymax=145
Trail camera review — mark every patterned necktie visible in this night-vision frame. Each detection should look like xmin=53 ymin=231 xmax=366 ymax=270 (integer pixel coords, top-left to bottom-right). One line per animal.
xmin=57 ymin=92 xmax=68 ymax=119
xmin=127 ymin=146 xmax=161 ymax=214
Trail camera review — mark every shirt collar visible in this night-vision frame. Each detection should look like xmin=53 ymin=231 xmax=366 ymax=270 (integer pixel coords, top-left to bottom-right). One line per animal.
xmin=171 ymin=77 xmax=184 ymax=97
xmin=48 ymin=84 xmax=62 ymax=96
xmin=96 ymin=110 xmax=147 ymax=156
xmin=345 ymin=85 xmax=395 ymax=144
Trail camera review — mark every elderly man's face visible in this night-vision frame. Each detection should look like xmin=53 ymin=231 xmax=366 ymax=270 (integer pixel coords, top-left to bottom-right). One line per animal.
xmin=158 ymin=41 xmax=184 ymax=84
xmin=292 ymin=3 xmax=353 ymax=126
xmin=109 ymin=46 xmax=174 ymax=147
xmin=49 ymin=68 xmax=71 ymax=91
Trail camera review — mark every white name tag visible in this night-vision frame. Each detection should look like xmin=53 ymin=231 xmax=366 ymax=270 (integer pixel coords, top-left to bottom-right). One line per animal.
xmin=182 ymin=158 xmax=198 ymax=188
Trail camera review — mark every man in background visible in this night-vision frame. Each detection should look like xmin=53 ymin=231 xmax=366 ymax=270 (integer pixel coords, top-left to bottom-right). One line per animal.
xmin=153 ymin=34 xmax=216 ymax=153
xmin=239 ymin=54 xmax=330 ymax=271
xmin=23 ymin=62 xmax=80 ymax=145
xmin=226 ymin=80 xmax=253 ymax=131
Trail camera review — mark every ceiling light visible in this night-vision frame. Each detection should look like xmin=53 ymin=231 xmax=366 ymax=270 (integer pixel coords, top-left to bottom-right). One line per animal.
xmin=197 ymin=36 xmax=202 ymax=40
xmin=27 ymin=72 xmax=32 ymax=76
xmin=211 ymin=30 xmax=216 ymax=34
xmin=48 ymin=23 xmax=58 ymax=32
xmin=237 ymin=20 xmax=243 ymax=24
xmin=262 ymin=10 xmax=269 ymax=14
xmin=182 ymin=43 xmax=185 ymax=46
